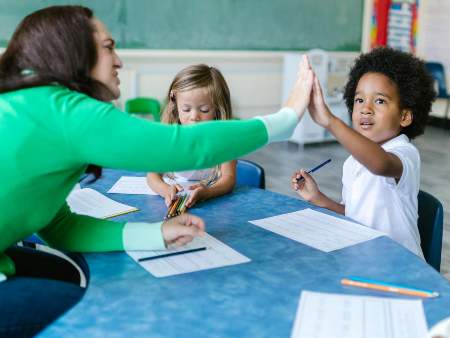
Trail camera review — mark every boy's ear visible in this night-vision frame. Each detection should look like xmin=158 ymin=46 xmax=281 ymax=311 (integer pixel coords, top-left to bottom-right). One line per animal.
xmin=400 ymin=109 xmax=413 ymax=127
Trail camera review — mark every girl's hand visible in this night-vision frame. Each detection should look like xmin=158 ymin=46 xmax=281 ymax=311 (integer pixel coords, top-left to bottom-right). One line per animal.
xmin=308 ymin=75 xmax=334 ymax=128
xmin=164 ymin=184 xmax=183 ymax=207
xmin=285 ymin=55 xmax=314 ymax=118
xmin=291 ymin=169 xmax=321 ymax=202
xmin=185 ymin=184 xmax=207 ymax=208
xmin=161 ymin=213 xmax=205 ymax=247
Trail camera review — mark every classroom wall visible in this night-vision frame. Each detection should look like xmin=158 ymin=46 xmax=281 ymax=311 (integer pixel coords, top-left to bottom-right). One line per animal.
xmin=115 ymin=50 xmax=357 ymax=119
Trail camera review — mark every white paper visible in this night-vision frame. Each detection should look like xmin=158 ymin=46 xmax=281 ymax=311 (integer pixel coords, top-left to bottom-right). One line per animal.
xmin=108 ymin=176 xmax=157 ymax=195
xmin=67 ymin=188 xmax=138 ymax=219
xmin=291 ymin=291 xmax=427 ymax=338
xmin=127 ymin=233 xmax=250 ymax=277
xmin=249 ymin=208 xmax=384 ymax=252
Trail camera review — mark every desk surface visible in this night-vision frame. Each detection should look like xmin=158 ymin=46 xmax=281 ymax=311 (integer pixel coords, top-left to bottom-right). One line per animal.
xmin=41 ymin=169 xmax=450 ymax=337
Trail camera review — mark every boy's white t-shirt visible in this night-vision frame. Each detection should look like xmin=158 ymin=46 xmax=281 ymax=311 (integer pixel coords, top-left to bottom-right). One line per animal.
xmin=342 ymin=134 xmax=423 ymax=257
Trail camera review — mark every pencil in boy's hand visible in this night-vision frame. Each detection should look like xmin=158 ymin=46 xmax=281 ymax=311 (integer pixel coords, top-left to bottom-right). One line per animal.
xmin=297 ymin=158 xmax=332 ymax=182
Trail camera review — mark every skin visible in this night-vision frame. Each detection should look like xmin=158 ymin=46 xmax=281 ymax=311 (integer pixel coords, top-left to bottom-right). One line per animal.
xmin=291 ymin=71 xmax=412 ymax=215
xmin=147 ymin=87 xmax=237 ymax=208
xmin=90 ymin=19 xmax=123 ymax=100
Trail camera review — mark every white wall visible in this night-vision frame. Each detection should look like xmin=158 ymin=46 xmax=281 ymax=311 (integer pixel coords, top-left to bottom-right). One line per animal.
xmin=116 ymin=49 xmax=357 ymax=119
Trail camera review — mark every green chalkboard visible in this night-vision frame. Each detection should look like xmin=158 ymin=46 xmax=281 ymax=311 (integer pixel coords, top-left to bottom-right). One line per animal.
xmin=0 ymin=0 xmax=363 ymax=51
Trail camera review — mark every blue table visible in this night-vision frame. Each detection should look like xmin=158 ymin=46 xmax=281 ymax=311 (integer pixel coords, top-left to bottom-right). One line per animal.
xmin=40 ymin=169 xmax=450 ymax=337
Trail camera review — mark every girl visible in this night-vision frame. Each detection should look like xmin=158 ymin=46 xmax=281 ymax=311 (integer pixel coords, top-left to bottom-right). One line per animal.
xmin=147 ymin=65 xmax=236 ymax=209
xmin=0 ymin=6 xmax=314 ymax=335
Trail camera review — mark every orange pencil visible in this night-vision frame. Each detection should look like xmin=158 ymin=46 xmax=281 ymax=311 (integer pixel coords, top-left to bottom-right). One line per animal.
xmin=341 ymin=277 xmax=439 ymax=298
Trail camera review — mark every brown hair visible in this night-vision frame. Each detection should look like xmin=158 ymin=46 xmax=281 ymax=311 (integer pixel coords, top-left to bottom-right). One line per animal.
xmin=0 ymin=5 xmax=112 ymax=179
xmin=162 ymin=64 xmax=232 ymax=124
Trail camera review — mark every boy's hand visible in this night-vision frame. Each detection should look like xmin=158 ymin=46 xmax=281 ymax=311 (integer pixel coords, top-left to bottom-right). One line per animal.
xmin=308 ymin=75 xmax=334 ymax=128
xmin=286 ymin=55 xmax=314 ymax=118
xmin=291 ymin=169 xmax=321 ymax=203
xmin=164 ymin=184 xmax=183 ymax=207
xmin=185 ymin=183 xmax=207 ymax=208
xmin=161 ymin=213 xmax=205 ymax=247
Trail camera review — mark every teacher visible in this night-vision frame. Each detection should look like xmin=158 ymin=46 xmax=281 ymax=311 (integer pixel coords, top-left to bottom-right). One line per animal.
xmin=0 ymin=5 xmax=313 ymax=336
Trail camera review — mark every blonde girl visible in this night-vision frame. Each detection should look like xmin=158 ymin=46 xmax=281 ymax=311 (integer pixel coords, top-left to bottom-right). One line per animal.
xmin=147 ymin=64 xmax=236 ymax=208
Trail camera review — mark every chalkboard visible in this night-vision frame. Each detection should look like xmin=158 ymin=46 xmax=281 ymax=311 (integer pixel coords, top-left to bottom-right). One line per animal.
xmin=0 ymin=0 xmax=363 ymax=51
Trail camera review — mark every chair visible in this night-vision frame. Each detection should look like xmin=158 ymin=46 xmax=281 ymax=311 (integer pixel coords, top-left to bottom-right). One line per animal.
xmin=236 ymin=159 xmax=265 ymax=189
xmin=425 ymin=62 xmax=450 ymax=127
xmin=125 ymin=97 xmax=161 ymax=122
xmin=417 ymin=190 xmax=443 ymax=271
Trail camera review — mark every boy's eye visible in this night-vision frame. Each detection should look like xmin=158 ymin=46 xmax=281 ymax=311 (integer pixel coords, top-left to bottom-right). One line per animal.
xmin=375 ymin=98 xmax=386 ymax=104
xmin=354 ymin=98 xmax=363 ymax=104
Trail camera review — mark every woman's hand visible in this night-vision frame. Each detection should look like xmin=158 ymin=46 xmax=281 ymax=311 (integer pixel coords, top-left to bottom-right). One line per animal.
xmin=285 ymin=55 xmax=314 ymax=119
xmin=291 ymin=169 xmax=322 ymax=203
xmin=185 ymin=183 xmax=207 ymax=208
xmin=161 ymin=213 xmax=205 ymax=247
xmin=164 ymin=184 xmax=183 ymax=207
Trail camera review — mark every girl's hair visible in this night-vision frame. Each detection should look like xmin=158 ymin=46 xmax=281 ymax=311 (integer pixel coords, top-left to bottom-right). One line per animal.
xmin=162 ymin=64 xmax=232 ymax=124
xmin=0 ymin=5 xmax=113 ymax=179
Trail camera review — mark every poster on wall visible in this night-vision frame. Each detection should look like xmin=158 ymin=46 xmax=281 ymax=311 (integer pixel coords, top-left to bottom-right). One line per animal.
xmin=371 ymin=0 xmax=418 ymax=53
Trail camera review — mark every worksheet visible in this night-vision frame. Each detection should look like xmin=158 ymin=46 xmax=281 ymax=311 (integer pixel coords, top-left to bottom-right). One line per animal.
xmin=108 ymin=176 xmax=157 ymax=195
xmin=127 ymin=233 xmax=250 ymax=277
xmin=249 ymin=208 xmax=384 ymax=252
xmin=291 ymin=291 xmax=427 ymax=338
xmin=67 ymin=188 xmax=138 ymax=219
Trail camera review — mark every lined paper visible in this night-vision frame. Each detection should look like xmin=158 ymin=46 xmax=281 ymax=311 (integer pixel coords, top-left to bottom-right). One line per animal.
xmin=67 ymin=188 xmax=138 ymax=219
xmin=127 ymin=233 xmax=250 ymax=277
xmin=249 ymin=208 xmax=384 ymax=252
xmin=291 ymin=291 xmax=427 ymax=338
xmin=108 ymin=176 xmax=157 ymax=195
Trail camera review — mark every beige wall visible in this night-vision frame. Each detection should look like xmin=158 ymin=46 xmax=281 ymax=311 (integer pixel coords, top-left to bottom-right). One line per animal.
xmin=116 ymin=49 xmax=357 ymax=119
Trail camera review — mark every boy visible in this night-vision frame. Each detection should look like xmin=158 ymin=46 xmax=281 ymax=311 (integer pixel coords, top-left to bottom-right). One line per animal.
xmin=292 ymin=48 xmax=435 ymax=256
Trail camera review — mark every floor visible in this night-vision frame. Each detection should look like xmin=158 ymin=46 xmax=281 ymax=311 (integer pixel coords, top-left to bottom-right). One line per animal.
xmin=243 ymin=125 xmax=450 ymax=277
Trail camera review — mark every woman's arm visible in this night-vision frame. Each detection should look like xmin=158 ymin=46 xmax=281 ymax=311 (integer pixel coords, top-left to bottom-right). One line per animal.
xmin=38 ymin=203 xmax=204 ymax=252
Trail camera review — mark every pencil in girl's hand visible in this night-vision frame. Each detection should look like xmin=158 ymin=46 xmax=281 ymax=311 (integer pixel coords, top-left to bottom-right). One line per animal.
xmin=164 ymin=195 xmax=180 ymax=219
xmin=164 ymin=193 xmax=189 ymax=219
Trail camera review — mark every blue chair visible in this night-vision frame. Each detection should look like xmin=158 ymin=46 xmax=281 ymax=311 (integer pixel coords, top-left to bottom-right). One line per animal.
xmin=236 ymin=159 xmax=265 ymax=189
xmin=417 ymin=190 xmax=443 ymax=271
xmin=425 ymin=62 xmax=450 ymax=126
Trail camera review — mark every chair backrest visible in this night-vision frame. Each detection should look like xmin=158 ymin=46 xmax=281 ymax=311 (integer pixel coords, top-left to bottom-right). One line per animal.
xmin=425 ymin=62 xmax=448 ymax=98
xmin=125 ymin=97 xmax=161 ymax=122
xmin=236 ymin=159 xmax=265 ymax=189
xmin=417 ymin=190 xmax=444 ymax=271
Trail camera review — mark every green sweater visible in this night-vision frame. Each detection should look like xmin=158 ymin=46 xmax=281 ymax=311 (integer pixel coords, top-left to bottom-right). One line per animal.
xmin=0 ymin=85 xmax=298 ymax=277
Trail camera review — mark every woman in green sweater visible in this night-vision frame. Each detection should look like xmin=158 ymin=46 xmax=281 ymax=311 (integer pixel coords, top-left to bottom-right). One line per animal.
xmin=0 ymin=5 xmax=313 ymax=336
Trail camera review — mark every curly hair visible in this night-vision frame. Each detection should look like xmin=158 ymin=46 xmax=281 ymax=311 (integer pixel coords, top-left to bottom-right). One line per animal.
xmin=343 ymin=47 xmax=436 ymax=139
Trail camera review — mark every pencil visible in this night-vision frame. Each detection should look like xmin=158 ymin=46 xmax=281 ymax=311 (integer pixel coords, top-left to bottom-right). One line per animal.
xmin=165 ymin=196 xmax=180 ymax=219
xmin=138 ymin=246 xmax=207 ymax=262
xmin=341 ymin=277 xmax=439 ymax=298
xmin=297 ymin=158 xmax=332 ymax=182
